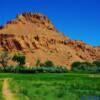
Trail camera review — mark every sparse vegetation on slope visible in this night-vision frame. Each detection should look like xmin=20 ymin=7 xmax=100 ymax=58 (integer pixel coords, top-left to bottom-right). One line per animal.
xmin=0 ymin=53 xmax=68 ymax=73
xmin=0 ymin=51 xmax=100 ymax=73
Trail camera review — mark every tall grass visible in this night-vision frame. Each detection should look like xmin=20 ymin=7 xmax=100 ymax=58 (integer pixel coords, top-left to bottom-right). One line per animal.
xmin=8 ymin=73 xmax=100 ymax=100
xmin=0 ymin=80 xmax=4 ymax=100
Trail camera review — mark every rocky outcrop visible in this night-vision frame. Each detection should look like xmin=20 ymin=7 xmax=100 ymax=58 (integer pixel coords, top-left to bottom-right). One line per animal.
xmin=0 ymin=12 xmax=99 ymax=69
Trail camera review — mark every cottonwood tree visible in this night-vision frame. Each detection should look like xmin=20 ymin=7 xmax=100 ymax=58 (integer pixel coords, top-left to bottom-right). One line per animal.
xmin=0 ymin=51 xmax=10 ymax=68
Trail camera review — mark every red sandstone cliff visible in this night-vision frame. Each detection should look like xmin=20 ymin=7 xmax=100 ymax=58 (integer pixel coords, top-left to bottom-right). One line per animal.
xmin=0 ymin=12 xmax=99 ymax=69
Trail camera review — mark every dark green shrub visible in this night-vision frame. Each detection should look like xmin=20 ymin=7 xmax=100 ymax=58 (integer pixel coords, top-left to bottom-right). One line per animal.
xmin=0 ymin=67 xmax=5 ymax=72
xmin=71 ymin=61 xmax=81 ymax=71
xmin=12 ymin=53 xmax=25 ymax=66
xmin=71 ymin=61 xmax=98 ymax=73
xmin=4 ymin=66 xmax=13 ymax=73
xmin=0 ymin=65 xmax=67 ymax=73
xmin=80 ymin=62 xmax=97 ymax=73
xmin=44 ymin=60 xmax=54 ymax=67
xmin=93 ymin=60 xmax=100 ymax=67
xmin=93 ymin=60 xmax=100 ymax=72
xmin=0 ymin=58 xmax=67 ymax=73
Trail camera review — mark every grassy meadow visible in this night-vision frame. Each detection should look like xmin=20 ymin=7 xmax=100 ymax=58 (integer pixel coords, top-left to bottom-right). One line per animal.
xmin=0 ymin=79 xmax=3 ymax=100
xmin=0 ymin=73 xmax=100 ymax=100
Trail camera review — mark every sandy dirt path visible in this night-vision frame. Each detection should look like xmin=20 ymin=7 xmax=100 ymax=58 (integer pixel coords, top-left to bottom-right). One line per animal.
xmin=2 ymin=79 xmax=15 ymax=100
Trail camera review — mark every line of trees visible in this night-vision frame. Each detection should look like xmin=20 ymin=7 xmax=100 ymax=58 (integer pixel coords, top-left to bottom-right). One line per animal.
xmin=0 ymin=52 xmax=25 ymax=68
xmin=0 ymin=52 xmax=67 ymax=73
xmin=71 ymin=60 xmax=100 ymax=73
xmin=0 ymin=51 xmax=100 ymax=73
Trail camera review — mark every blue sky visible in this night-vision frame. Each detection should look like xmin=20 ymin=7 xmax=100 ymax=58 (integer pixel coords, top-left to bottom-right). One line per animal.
xmin=0 ymin=0 xmax=100 ymax=46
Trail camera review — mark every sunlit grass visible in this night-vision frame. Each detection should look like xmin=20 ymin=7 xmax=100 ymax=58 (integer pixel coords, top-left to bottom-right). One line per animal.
xmin=2 ymin=73 xmax=99 ymax=100
xmin=0 ymin=79 xmax=4 ymax=100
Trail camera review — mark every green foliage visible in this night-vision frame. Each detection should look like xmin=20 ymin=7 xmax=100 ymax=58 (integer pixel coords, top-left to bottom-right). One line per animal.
xmin=12 ymin=53 xmax=25 ymax=66
xmin=71 ymin=61 xmax=81 ymax=71
xmin=0 ymin=65 xmax=67 ymax=73
xmin=0 ymin=58 xmax=67 ymax=73
xmin=39 ymin=60 xmax=55 ymax=67
xmin=71 ymin=61 xmax=99 ymax=73
xmin=43 ymin=60 xmax=54 ymax=67
xmin=0 ymin=51 xmax=10 ymax=68
xmin=93 ymin=60 xmax=100 ymax=67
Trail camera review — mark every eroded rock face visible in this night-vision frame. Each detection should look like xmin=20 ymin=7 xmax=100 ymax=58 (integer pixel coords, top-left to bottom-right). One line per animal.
xmin=94 ymin=46 xmax=100 ymax=60
xmin=0 ymin=12 xmax=99 ymax=69
xmin=6 ymin=13 xmax=56 ymax=32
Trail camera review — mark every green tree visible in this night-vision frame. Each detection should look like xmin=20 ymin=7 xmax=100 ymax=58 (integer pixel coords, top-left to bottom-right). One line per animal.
xmin=0 ymin=51 xmax=10 ymax=68
xmin=12 ymin=53 xmax=26 ymax=66
xmin=80 ymin=62 xmax=97 ymax=72
xmin=93 ymin=60 xmax=100 ymax=72
xmin=71 ymin=61 xmax=98 ymax=73
xmin=93 ymin=60 xmax=100 ymax=67
xmin=71 ymin=61 xmax=81 ymax=71
xmin=44 ymin=60 xmax=54 ymax=67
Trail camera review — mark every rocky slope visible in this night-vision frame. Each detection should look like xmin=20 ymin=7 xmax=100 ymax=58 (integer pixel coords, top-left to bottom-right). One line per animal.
xmin=0 ymin=12 xmax=99 ymax=69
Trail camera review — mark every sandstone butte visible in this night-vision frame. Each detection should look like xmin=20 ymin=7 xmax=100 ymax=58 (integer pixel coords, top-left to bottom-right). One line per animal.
xmin=0 ymin=12 xmax=100 ymax=69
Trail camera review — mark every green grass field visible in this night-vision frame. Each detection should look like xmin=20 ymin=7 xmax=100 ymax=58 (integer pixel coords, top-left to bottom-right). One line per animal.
xmin=0 ymin=79 xmax=3 ymax=100
xmin=0 ymin=73 xmax=100 ymax=100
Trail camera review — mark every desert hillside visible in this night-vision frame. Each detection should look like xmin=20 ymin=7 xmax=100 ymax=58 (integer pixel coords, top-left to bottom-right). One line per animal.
xmin=0 ymin=12 xmax=100 ymax=69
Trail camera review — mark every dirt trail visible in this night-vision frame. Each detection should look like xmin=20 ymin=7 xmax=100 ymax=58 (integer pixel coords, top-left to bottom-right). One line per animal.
xmin=2 ymin=79 xmax=15 ymax=100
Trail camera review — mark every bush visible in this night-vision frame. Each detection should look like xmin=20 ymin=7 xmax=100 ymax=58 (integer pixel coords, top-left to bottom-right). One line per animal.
xmin=30 ymin=66 xmax=67 ymax=73
xmin=71 ymin=61 xmax=81 ymax=71
xmin=12 ymin=53 xmax=26 ymax=66
xmin=71 ymin=61 xmax=98 ymax=73
xmin=79 ymin=62 xmax=97 ymax=73
xmin=0 ymin=58 xmax=68 ymax=73
xmin=0 ymin=66 xmax=67 ymax=73
xmin=40 ymin=60 xmax=54 ymax=67
xmin=93 ymin=60 xmax=100 ymax=67
xmin=93 ymin=60 xmax=100 ymax=72
xmin=44 ymin=60 xmax=54 ymax=67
